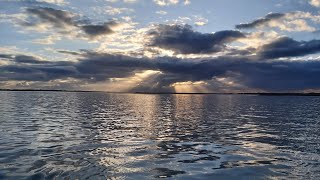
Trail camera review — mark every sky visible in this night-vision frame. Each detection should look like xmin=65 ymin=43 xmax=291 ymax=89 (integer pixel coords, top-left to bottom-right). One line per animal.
xmin=1 ymin=0 xmax=320 ymax=93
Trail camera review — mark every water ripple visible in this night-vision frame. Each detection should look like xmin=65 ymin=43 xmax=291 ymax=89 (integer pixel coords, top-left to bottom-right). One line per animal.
xmin=0 ymin=92 xmax=320 ymax=179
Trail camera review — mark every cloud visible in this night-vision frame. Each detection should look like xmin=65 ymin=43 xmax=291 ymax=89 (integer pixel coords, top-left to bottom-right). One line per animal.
xmin=184 ymin=0 xmax=191 ymax=5
xmin=56 ymin=50 xmax=82 ymax=56
xmin=0 ymin=0 xmax=67 ymax=11
xmin=0 ymin=53 xmax=76 ymax=82
xmin=236 ymin=31 xmax=280 ymax=49
xmin=100 ymin=6 xmax=135 ymax=15
xmin=194 ymin=21 xmax=207 ymax=26
xmin=123 ymin=0 xmax=138 ymax=3
xmin=105 ymin=0 xmax=138 ymax=3
xmin=3 ymin=49 xmax=320 ymax=92
xmin=236 ymin=12 xmax=317 ymax=32
xmin=194 ymin=16 xmax=208 ymax=26
xmin=154 ymin=0 xmax=179 ymax=6
xmin=156 ymin=11 xmax=168 ymax=15
xmin=25 ymin=7 xmax=74 ymax=28
xmin=310 ymin=0 xmax=320 ymax=7
xmin=2 ymin=2 xmax=320 ymax=93
xmin=236 ymin=13 xmax=285 ymax=29
xmin=32 ymin=35 xmax=62 ymax=44
xmin=147 ymin=24 xmax=245 ymax=54
xmin=258 ymin=37 xmax=320 ymax=59
xmin=0 ymin=54 xmax=47 ymax=64
xmin=80 ymin=22 xmax=118 ymax=37
xmin=20 ymin=7 xmax=120 ymax=38
xmin=153 ymin=0 xmax=191 ymax=6
xmin=37 ymin=0 xmax=68 ymax=5
xmin=236 ymin=60 xmax=320 ymax=91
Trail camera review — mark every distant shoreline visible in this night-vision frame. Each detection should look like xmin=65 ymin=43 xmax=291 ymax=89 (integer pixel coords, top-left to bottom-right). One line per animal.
xmin=1 ymin=89 xmax=320 ymax=96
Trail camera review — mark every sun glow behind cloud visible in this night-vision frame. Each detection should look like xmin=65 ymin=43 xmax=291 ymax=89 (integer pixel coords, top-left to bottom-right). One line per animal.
xmin=2 ymin=0 xmax=320 ymax=92
xmin=86 ymin=70 xmax=163 ymax=92
xmin=170 ymin=81 xmax=208 ymax=93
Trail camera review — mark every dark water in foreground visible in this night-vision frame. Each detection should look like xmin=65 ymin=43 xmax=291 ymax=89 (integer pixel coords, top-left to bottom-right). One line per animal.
xmin=0 ymin=92 xmax=320 ymax=179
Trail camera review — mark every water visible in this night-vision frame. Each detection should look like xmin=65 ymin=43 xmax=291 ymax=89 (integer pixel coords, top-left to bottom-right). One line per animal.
xmin=0 ymin=91 xmax=320 ymax=179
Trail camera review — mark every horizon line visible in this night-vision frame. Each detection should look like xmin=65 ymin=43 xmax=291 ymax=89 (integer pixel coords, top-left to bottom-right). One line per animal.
xmin=1 ymin=89 xmax=320 ymax=96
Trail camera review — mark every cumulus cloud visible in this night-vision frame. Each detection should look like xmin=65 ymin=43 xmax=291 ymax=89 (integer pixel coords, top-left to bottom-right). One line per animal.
xmin=154 ymin=0 xmax=179 ymax=6
xmin=148 ymin=24 xmax=245 ymax=54
xmin=37 ymin=0 xmax=68 ymax=5
xmin=236 ymin=13 xmax=285 ymax=29
xmin=236 ymin=12 xmax=317 ymax=32
xmin=310 ymin=0 xmax=320 ymax=7
xmin=153 ymin=0 xmax=191 ymax=6
xmin=0 ymin=53 xmax=75 ymax=82
xmin=20 ymin=7 xmax=120 ymax=38
xmin=25 ymin=7 xmax=74 ymax=28
xmin=194 ymin=16 xmax=208 ymax=26
xmin=80 ymin=22 xmax=118 ymax=37
xmin=32 ymin=35 xmax=62 ymax=44
xmin=97 ymin=6 xmax=135 ymax=15
xmin=258 ymin=37 xmax=320 ymax=59
xmin=0 ymin=54 xmax=47 ymax=64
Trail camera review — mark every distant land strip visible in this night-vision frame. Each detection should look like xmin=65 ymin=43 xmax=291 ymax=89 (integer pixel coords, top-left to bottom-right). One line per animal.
xmin=1 ymin=89 xmax=320 ymax=96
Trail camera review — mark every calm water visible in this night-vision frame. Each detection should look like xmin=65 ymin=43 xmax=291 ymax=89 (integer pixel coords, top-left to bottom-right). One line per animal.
xmin=0 ymin=92 xmax=320 ymax=179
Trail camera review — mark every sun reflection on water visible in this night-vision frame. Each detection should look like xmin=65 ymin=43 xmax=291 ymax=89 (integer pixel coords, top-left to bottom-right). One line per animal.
xmin=1 ymin=92 xmax=320 ymax=179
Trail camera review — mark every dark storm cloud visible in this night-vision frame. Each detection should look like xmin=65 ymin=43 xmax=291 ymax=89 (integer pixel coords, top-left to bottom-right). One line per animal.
xmin=258 ymin=37 xmax=320 ymax=59
xmin=235 ymin=60 xmax=320 ymax=91
xmin=74 ymin=53 xmax=230 ymax=84
xmin=1 ymin=53 xmax=153 ymax=82
xmin=148 ymin=24 xmax=245 ymax=54
xmin=73 ymin=53 xmax=164 ymax=82
xmin=236 ymin=13 xmax=285 ymax=29
xmin=3 ymin=26 xmax=320 ymax=92
xmin=23 ymin=7 xmax=117 ymax=37
xmin=2 ymin=51 xmax=320 ymax=91
xmin=73 ymin=53 xmax=320 ymax=91
xmin=157 ymin=57 xmax=320 ymax=91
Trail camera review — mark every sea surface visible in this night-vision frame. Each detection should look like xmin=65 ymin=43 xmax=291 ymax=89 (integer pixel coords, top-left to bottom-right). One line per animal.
xmin=0 ymin=91 xmax=320 ymax=179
